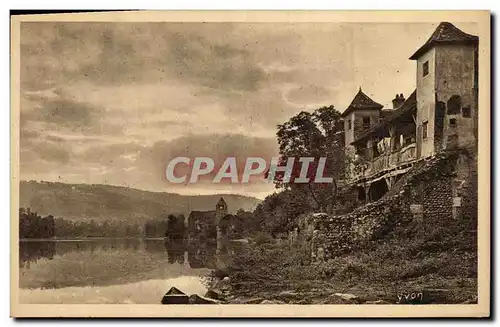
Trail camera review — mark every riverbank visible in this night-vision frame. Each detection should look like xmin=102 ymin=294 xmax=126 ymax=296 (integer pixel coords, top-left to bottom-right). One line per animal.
xmin=205 ymin=227 xmax=478 ymax=305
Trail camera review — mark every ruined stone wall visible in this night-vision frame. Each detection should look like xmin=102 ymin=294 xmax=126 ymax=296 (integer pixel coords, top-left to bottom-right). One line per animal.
xmin=455 ymin=152 xmax=478 ymax=223
xmin=423 ymin=177 xmax=453 ymax=221
xmin=298 ymin=192 xmax=411 ymax=261
xmin=297 ymin=148 xmax=477 ymax=262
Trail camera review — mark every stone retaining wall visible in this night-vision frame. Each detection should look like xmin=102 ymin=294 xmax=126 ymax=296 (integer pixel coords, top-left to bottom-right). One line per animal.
xmin=295 ymin=148 xmax=477 ymax=262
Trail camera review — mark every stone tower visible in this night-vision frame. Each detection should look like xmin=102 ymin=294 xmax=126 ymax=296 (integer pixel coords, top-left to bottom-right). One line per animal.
xmin=215 ymin=197 xmax=228 ymax=226
xmin=341 ymin=87 xmax=384 ymax=150
xmin=410 ymin=22 xmax=479 ymax=158
xmin=215 ymin=197 xmax=227 ymax=234
xmin=341 ymin=88 xmax=383 ymax=179
xmin=215 ymin=197 xmax=228 ymax=253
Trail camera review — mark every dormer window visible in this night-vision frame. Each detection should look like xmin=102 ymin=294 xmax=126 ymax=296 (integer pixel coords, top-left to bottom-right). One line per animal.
xmin=423 ymin=61 xmax=429 ymax=77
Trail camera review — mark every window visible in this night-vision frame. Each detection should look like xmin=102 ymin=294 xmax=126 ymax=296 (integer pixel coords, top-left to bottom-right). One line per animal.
xmin=462 ymin=106 xmax=471 ymax=118
xmin=447 ymin=95 xmax=462 ymax=114
xmin=422 ymin=121 xmax=428 ymax=139
xmin=347 ymin=119 xmax=352 ymax=130
xmin=449 ymin=118 xmax=457 ymax=127
xmin=362 ymin=117 xmax=370 ymax=129
xmin=423 ymin=61 xmax=429 ymax=77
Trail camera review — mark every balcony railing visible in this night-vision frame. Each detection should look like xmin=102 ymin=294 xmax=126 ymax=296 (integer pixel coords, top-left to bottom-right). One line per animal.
xmin=351 ymin=143 xmax=417 ymax=181
xmin=400 ymin=143 xmax=417 ymax=162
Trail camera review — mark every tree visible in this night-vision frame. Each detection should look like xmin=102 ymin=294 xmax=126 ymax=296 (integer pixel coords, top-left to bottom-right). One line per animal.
xmin=253 ymin=189 xmax=311 ymax=234
xmin=274 ymin=105 xmax=345 ymax=212
xmin=233 ymin=209 xmax=253 ymax=236
xmin=165 ymin=214 xmax=186 ymax=239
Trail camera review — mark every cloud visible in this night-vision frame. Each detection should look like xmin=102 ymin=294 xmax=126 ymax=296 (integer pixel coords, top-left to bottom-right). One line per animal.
xmin=20 ymin=88 xmax=124 ymax=143
xmin=136 ymin=133 xmax=278 ymax=184
xmin=21 ymin=22 xmax=268 ymax=93
xmin=164 ymin=31 xmax=267 ymax=91
xmin=20 ymin=132 xmax=279 ymax=196
xmin=80 ymin=142 xmax=144 ymax=166
xmin=18 ymin=21 xmax=480 ymax=198
xmin=286 ymin=84 xmax=336 ymax=106
xmin=20 ymin=129 xmax=73 ymax=171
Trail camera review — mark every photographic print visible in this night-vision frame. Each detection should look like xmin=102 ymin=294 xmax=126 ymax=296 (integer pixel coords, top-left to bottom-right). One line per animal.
xmin=10 ymin=10 xmax=490 ymax=318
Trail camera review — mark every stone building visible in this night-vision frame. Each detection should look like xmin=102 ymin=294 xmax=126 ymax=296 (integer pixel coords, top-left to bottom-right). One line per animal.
xmin=187 ymin=197 xmax=228 ymax=239
xmin=292 ymin=22 xmax=479 ymax=263
xmin=343 ymin=22 xmax=478 ymax=203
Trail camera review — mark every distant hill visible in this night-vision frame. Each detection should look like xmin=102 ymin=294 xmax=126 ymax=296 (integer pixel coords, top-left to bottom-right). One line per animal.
xmin=19 ymin=181 xmax=261 ymax=223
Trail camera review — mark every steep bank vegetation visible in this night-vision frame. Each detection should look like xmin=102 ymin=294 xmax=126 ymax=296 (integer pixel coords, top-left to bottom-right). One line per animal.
xmin=218 ymin=206 xmax=477 ymax=304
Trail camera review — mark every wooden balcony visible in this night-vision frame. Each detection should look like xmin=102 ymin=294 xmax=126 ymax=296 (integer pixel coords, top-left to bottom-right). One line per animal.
xmin=351 ymin=143 xmax=417 ymax=181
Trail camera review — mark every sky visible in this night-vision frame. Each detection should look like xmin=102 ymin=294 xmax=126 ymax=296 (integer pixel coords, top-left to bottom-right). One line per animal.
xmin=19 ymin=21 xmax=478 ymax=199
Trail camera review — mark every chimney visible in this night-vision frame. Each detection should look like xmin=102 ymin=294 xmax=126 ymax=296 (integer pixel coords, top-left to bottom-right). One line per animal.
xmin=392 ymin=93 xmax=405 ymax=109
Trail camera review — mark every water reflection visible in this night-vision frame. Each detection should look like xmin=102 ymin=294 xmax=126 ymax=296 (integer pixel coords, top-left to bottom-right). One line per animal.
xmin=20 ymin=238 xmax=234 ymax=269
xmin=19 ymin=238 xmax=236 ymax=291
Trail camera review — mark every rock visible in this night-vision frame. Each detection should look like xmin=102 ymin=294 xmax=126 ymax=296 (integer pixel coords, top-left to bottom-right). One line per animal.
xmin=329 ymin=293 xmax=362 ymax=304
xmin=188 ymin=294 xmax=220 ymax=304
xmin=333 ymin=293 xmax=358 ymax=301
xmin=260 ymin=299 xmax=286 ymax=304
xmin=231 ymin=239 xmax=250 ymax=244
xmin=278 ymin=290 xmax=300 ymax=298
xmin=215 ymin=278 xmax=231 ymax=291
xmin=204 ymin=289 xmax=223 ymax=300
xmin=213 ymin=268 xmax=232 ymax=279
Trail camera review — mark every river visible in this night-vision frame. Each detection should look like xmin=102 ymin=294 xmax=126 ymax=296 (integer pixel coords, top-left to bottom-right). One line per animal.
xmin=18 ymin=238 xmax=228 ymax=304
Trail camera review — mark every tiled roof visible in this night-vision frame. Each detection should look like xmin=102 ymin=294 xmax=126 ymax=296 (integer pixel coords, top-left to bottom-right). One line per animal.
xmin=341 ymin=88 xmax=383 ymax=117
xmin=352 ymin=90 xmax=417 ymax=144
xmin=380 ymin=109 xmax=394 ymax=119
xmin=410 ymin=22 xmax=479 ymax=60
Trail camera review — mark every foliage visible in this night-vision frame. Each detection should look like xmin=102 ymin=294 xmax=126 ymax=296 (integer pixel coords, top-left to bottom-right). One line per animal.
xmin=19 ymin=207 xmax=187 ymax=239
xmin=253 ymin=232 xmax=275 ymax=246
xmin=251 ymin=105 xmax=346 ymax=235
xmin=274 ymin=106 xmax=344 ymax=210
xmin=252 ymin=189 xmax=311 ymax=234
xmin=165 ymin=214 xmax=186 ymax=239
xmin=19 ymin=207 xmax=144 ymax=239
xmin=19 ymin=208 xmax=55 ymax=239
xmin=145 ymin=212 xmax=187 ymax=238
xmin=222 ymin=210 xmax=477 ymax=303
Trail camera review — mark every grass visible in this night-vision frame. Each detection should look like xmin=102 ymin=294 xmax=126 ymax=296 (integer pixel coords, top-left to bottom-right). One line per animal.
xmin=216 ymin=213 xmax=477 ymax=304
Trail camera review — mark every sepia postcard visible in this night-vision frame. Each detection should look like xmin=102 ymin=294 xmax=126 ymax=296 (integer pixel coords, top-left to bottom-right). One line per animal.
xmin=10 ymin=10 xmax=491 ymax=318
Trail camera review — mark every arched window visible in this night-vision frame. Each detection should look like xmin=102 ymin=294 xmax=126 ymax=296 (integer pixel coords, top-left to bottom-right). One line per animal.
xmin=447 ymin=95 xmax=462 ymax=115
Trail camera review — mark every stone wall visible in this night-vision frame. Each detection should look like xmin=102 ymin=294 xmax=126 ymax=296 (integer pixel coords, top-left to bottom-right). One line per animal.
xmin=296 ymin=148 xmax=477 ymax=262
xmin=298 ymin=192 xmax=411 ymax=261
